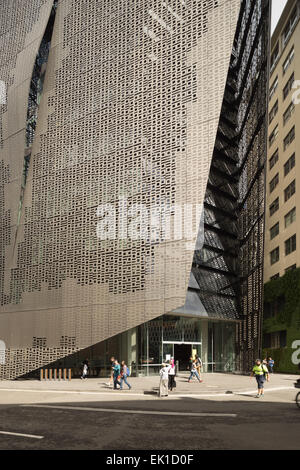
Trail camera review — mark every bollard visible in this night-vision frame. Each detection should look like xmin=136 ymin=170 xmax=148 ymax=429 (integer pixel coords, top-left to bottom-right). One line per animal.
xmin=54 ymin=369 xmax=57 ymax=380
xmin=49 ymin=369 xmax=53 ymax=380
xmin=68 ymin=369 xmax=71 ymax=381
xmin=58 ymin=368 xmax=62 ymax=381
xmin=40 ymin=369 xmax=44 ymax=381
xmin=45 ymin=369 xmax=48 ymax=380
xmin=63 ymin=368 xmax=67 ymax=380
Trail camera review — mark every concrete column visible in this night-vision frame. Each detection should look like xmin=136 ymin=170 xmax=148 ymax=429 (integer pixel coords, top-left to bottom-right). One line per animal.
xmin=201 ymin=320 xmax=208 ymax=373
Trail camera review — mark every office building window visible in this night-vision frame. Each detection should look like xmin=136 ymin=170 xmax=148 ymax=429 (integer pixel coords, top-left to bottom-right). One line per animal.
xmin=282 ymin=7 xmax=298 ymax=47
xmin=282 ymin=46 xmax=294 ymax=75
xmin=269 ymin=100 xmax=278 ymax=124
xmin=284 ymin=153 xmax=295 ymax=176
xmin=285 ymin=264 xmax=296 ymax=273
xmin=269 ymin=173 xmax=279 ymax=193
xmin=269 ymin=124 xmax=279 ymax=147
xmin=270 ymin=197 xmax=279 ymax=216
xmin=285 ymin=207 xmax=296 ymax=228
xmin=283 ymin=102 xmax=295 ymax=126
xmin=284 ymin=179 xmax=296 ymax=202
xmin=271 ymin=42 xmax=279 ymax=73
xmin=269 ymin=149 xmax=279 ymax=170
xmin=285 ymin=234 xmax=296 ymax=256
xmin=270 ymin=222 xmax=279 ymax=240
xmin=269 ymin=76 xmax=278 ymax=101
xmin=283 ymin=72 xmax=294 ymax=100
xmin=270 ymin=247 xmax=279 ymax=265
xmin=283 ymin=126 xmax=295 ymax=150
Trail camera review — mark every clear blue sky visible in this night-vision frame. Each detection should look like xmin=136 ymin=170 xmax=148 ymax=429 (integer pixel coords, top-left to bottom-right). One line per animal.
xmin=272 ymin=0 xmax=288 ymax=34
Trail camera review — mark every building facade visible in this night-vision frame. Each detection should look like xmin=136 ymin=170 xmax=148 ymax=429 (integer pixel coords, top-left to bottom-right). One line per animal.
xmin=0 ymin=0 xmax=270 ymax=379
xmin=263 ymin=0 xmax=300 ymax=372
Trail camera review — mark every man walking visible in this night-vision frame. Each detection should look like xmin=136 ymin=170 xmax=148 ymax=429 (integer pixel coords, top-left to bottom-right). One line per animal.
xmin=113 ymin=359 xmax=121 ymax=390
xmin=251 ymin=359 xmax=269 ymax=398
xmin=268 ymin=357 xmax=275 ymax=373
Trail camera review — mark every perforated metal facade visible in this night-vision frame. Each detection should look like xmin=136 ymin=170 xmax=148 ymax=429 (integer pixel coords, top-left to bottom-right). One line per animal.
xmin=0 ymin=0 xmax=269 ymax=379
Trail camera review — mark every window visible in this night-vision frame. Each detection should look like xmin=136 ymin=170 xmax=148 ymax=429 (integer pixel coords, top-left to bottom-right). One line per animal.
xmin=283 ymin=7 xmax=298 ymax=47
xmin=269 ymin=76 xmax=278 ymax=101
xmin=264 ymin=295 xmax=285 ymax=319
xmin=270 ymin=273 xmax=280 ymax=281
xmin=285 ymin=207 xmax=296 ymax=228
xmin=269 ymin=173 xmax=279 ymax=193
xmin=283 ymin=102 xmax=295 ymax=126
xmin=285 ymin=264 xmax=296 ymax=273
xmin=284 ymin=153 xmax=295 ymax=176
xmin=263 ymin=331 xmax=287 ymax=349
xmin=283 ymin=126 xmax=295 ymax=151
xmin=285 ymin=234 xmax=296 ymax=256
xmin=270 ymin=247 xmax=280 ymax=265
xmin=283 ymin=72 xmax=294 ymax=100
xmin=284 ymin=179 xmax=296 ymax=201
xmin=269 ymin=149 xmax=279 ymax=170
xmin=269 ymin=100 xmax=278 ymax=124
xmin=282 ymin=46 xmax=294 ymax=75
xmin=270 ymin=42 xmax=279 ymax=73
xmin=270 ymin=197 xmax=279 ymax=216
xmin=270 ymin=222 xmax=279 ymax=240
xmin=269 ymin=124 xmax=278 ymax=147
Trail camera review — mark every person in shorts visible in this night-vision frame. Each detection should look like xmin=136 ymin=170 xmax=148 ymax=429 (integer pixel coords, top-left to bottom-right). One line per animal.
xmin=251 ymin=359 xmax=269 ymax=398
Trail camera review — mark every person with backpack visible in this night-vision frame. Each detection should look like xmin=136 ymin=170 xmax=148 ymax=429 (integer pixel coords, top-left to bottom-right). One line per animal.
xmin=251 ymin=359 xmax=269 ymax=398
xmin=120 ymin=360 xmax=132 ymax=390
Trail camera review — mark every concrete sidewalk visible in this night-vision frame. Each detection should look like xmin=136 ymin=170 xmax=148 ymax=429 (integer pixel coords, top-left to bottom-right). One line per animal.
xmin=0 ymin=372 xmax=297 ymax=397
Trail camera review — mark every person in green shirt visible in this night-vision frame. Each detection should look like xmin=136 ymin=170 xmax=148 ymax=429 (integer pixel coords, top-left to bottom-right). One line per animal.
xmin=251 ymin=359 xmax=269 ymax=398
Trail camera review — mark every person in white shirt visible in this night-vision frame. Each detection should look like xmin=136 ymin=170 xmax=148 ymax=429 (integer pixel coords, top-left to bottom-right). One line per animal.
xmin=168 ymin=357 xmax=176 ymax=391
xmin=159 ymin=363 xmax=169 ymax=397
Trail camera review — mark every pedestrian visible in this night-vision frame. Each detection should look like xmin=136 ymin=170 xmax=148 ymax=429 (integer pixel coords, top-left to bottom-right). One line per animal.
xmin=113 ymin=359 xmax=121 ymax=390
xmin=251 ymin=359 xmax=269 ymax=398
xmin=268 ymin=357 xmax=275 ymax=373
xmin=168 ymin=357 xmax=176 ymax=391
xmin=159 ymin=363 xmax=169 ymax=397
xmin=188 ymin=360 xmax=202 ymax=383
xmin=195 ymin=355 xmax=203 ymax=381
xmin=81 ymin=358 xmax=89 ymax=380
xmin=120 ymin=360 xmax=132 ymax=390
xmin=106 ymin=356 xmax=115 ymax=388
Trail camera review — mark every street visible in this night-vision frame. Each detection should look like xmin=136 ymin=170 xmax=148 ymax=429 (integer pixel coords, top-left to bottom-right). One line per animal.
xmin=0 ymin=373 xmax=299 ymax=450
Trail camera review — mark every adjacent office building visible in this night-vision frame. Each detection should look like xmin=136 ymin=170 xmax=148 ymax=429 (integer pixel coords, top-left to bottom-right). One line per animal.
xmin=0 ymin=0 xmax=270 ymax=379
xmin=263 ymin=0 xmax=300 ymax=370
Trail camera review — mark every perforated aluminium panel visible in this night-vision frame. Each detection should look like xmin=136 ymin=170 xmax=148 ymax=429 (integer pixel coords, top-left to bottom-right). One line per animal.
xmin=0 ymin=0 xmax=241 ymax=379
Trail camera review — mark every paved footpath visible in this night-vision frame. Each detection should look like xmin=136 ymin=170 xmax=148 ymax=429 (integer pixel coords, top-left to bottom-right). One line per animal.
xmin=0 ymin=373 xmax=299 ymax=450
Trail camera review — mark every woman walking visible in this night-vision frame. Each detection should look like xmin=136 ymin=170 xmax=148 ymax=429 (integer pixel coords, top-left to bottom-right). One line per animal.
xmin=159 ymin=363 xmax=169 ymax=397
xmin=120 ymin=360 xmax=132 ymax=390
xmin=188 ymin=359 xmax=202 ymax=383
xmin=168 ymin=357 xmax=176 ymax=391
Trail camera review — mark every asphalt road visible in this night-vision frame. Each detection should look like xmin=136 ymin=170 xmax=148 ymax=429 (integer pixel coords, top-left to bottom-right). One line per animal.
xmin=0 ymin=391 xmax=299 ymax=450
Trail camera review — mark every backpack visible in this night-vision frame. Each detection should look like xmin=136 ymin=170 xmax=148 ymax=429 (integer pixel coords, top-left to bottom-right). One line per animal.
xmin=126 ymin=366 xmax=130 ymax=376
